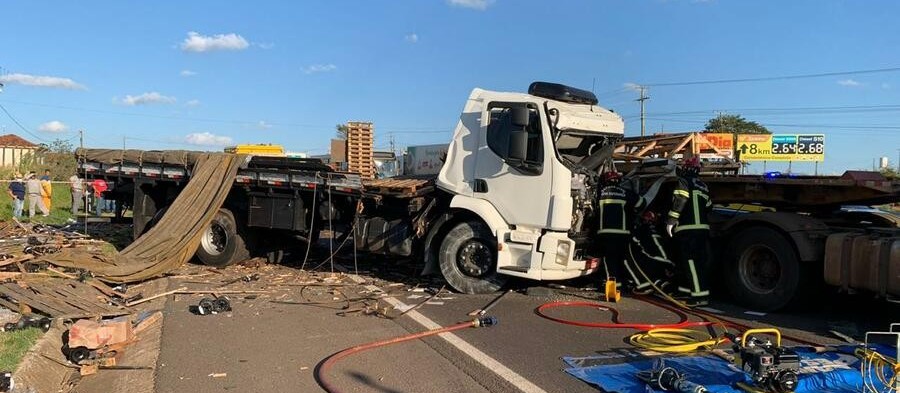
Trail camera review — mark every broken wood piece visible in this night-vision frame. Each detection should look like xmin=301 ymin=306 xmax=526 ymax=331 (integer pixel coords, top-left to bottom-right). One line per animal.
xmin=0 ymin=254 xmax=33 ymax=268
xmin=126 ymin=287 xmax=187 ymax=307
xmin=133 ymin=311 xmax=162 ymax=335
xmin=175 ymin=289 xmax=269 ymax=295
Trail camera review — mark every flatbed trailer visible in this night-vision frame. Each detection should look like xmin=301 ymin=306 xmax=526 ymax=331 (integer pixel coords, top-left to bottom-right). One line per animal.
xmin=77 ymin=149 xmax=363 ymax=266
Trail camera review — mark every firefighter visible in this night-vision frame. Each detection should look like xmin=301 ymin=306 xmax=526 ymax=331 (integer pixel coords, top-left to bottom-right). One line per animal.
xmin=627 ymin=211 xmax=675 ymax=294
xmin=665 ymin=156 xmax=712 ymax=306
xmin=597 ymin=170 xmax=644 ymax=289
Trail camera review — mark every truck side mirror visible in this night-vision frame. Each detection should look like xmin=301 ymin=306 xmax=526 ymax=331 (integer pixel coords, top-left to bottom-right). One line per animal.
xmin=507 ymin=129 xmax=527 ymax=164
xmin=510 ymin=106 xmax=530 ymax=128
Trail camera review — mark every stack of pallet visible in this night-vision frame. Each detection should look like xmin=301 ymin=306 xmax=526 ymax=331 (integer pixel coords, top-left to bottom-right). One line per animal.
xmin=346 ymin=121 xmax=375 ymax=179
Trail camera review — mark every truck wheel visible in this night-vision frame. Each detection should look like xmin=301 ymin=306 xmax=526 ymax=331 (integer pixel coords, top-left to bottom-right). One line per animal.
xmin=196 ymin=209 xmax=251 ymax=267
xmin=725 ymin=227 xmax=800 ymax=311
xmin=439 ymin=221 xmax=507 ymax=294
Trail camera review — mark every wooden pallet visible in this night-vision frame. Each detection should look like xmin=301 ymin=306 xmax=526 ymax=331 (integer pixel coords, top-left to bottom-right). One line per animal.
xmin=364 ymin=178 xmax=434 ymax=196
xmin=346 ymin=122 xmax=376 ymax=180
xmin=0 ymin=277 xmax=128 ymax=318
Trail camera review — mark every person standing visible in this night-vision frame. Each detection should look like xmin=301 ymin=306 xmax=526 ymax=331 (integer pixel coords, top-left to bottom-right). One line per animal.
xmin=26 ymin=172 xmax=49 ymax=218
xmin=69 ymin=173 xmax=84 ymax=215
xmin=92 ymin=178 xmax=108 ymax=217
xmin=7 ymin=174 xmax=26 ymax=219
xmin=665 ymin=157 xmax=712 ymax=306
xmin=40 ymin=170 xmax=52 ymax=212
xmin=596 ymin=170 xmax=645 ymax=290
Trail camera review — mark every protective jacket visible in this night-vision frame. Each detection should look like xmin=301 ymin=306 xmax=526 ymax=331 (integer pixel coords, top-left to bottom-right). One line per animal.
xmin=665 ymin=176 xmax=711 ymax=233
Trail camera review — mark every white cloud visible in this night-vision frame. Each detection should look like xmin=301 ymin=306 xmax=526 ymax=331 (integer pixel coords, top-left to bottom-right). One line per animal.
xmin=303 ymin=64 xmax=337 ymax=74
xmin=185 ymin=99 xmax=201 ymax=107
xmin=404 ymin=33 xmax=419 ymax=43
xmin=117 ymin=92 xmax=177 ymax=106
xmin=180 ymin=31 xmax=249 ymax=53
xmin=257 ymin=120 xmax=272 ymax=129
xmin=257 ymin=42 xmax=275 ymax=49
xmin=37 ymin=120 xmax=68 ymax=133
xmin=185 ymin=132 xmax=233 ymax=146
xmin=180 ymin=69 xmax=197 ymax=77
xmin=0 ymin=72 xmax=86 ymax=90
xmin=837 ymin=79 xmax=861 ymax=87
xmin=447 ymin=0 xmax=494 ymax=10
xmin=623 ymin=82 xmax=643 ymax=92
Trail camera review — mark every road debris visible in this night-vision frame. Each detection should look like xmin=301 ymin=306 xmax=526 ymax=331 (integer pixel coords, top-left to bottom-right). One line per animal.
xmin=468 ymin=289 xmax=513 ymax=317
xmin=1 ymin=315 xmax=51 ymax=332
xmin=193 ymin=297 xmax=232 ymax=315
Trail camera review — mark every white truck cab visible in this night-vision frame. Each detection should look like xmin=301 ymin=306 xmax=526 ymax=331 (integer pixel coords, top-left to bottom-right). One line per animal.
xmin=434 ymin=82 xmax=624 ymax=293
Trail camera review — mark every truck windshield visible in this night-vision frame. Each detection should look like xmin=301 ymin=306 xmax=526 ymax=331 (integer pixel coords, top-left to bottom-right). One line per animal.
xmin=554 ymin=130 xmax=618 ymax=168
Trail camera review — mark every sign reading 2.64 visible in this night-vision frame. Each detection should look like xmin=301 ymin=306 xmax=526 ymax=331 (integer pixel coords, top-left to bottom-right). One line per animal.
xmin=737 ymin=134 xmax=825 ymax=162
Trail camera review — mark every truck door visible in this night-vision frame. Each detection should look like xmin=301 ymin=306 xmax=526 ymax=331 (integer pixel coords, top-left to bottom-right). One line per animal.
xmin=472 ymin=102 xmax=555 ymax=228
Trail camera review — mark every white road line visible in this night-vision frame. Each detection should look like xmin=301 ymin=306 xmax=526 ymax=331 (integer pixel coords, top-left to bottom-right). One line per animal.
xmin=347 ymin=275 xmax=547 ymax=393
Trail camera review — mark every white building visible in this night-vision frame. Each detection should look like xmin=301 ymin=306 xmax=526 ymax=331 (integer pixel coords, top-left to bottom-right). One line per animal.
xmin=0 ymin=134 xmax=38 ymax=167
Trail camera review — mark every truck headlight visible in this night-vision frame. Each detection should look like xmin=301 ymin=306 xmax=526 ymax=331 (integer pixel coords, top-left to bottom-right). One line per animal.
xmin=555 ymin=241 xmax=571 ymax=266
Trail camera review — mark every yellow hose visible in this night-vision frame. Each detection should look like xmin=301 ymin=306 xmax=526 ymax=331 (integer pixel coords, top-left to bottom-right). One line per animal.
xmin=630 ymin=328 xmax=727 ymax=353
xmin=627 ymin=245 xmax=730 ymax=353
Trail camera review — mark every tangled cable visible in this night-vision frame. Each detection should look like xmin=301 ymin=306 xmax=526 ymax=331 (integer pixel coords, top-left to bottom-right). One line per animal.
xmin=857 ymin=347 xmax=900 ymax=392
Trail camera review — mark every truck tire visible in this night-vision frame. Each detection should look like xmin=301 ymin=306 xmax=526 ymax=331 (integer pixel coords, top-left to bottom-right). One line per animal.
xmin=439 ymin=221 xmax=507 ymax=294
xmin=195 ymin=209 xmax=252 ymax=267
xmin=725 ymin=226 xmax=800 ymax=311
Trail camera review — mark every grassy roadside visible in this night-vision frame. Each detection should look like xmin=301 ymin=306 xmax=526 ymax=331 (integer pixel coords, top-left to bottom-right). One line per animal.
xmin=1 ymin=186 xmax=74 ymax=226
xmin=0 ymin=328 xmax=43 ymax=371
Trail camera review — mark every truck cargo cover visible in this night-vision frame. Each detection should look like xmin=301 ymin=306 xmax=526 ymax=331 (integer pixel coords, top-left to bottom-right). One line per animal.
xmin=76 ymin=148 xmax=211 ymax=167
xmin=44 ymin=152 xmax=247 ymax=282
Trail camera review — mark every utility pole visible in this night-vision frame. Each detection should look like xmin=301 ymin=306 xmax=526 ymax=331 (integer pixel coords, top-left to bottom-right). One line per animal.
xmin=79 ymin=129 xmax=87 ymax=234
xmin=636 ymin=86 xmax=649 ymax=137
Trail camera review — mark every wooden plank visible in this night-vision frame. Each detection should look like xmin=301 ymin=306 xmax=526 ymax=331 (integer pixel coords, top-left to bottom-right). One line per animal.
xmin=50 ymin=284 xmax=122 ymax=314
xmin=23 ymin=281 xmax=95 ymax=313
xmin=0 ymin=254 xmax=34 ymax=268
xmin=19 ymin=282 xmax=90 ymax=315
xmin=0 ymin=295 xmax=22 ymax=312
xmin=0 ymin=284 xmax=72 ymax=316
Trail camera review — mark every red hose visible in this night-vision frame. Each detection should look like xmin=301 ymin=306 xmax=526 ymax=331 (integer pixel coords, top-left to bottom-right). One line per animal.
xmin=535 ymin=300 xmax=714 ymax=330
xmin=315 ymin=318 xmax=496 ymax=393
xmin=537 ymin=296 xmax=822 ymax=347
xmin=635 ymin=295 xmax=822 ymax=347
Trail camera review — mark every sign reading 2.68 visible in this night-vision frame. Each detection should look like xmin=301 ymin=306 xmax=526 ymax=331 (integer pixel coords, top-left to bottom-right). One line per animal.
xmin=797 ymin=135 xmax=824 ymax=155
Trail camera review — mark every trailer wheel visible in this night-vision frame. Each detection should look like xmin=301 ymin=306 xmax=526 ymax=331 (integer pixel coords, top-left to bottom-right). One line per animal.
xmin=439 ymin=221 xmax=507 ymax=294
xmin=725 ymin=227 xmax=800 ymax=311
xmin=196 ymin=209 xmax=252 ymax=267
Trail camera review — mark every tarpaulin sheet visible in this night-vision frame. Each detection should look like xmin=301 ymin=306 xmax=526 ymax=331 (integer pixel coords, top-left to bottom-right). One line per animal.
xmin=76 ymin=148 xmax=209 ymax=167
xmin=563 ymin=346 xmax=877 ymax=393
xmin=44 ymin=153 xmax=247 ymax=282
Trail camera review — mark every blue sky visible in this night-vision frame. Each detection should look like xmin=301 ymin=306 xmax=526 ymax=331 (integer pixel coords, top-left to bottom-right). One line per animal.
xmin=1 ymin=0 xmax=898 ymax=174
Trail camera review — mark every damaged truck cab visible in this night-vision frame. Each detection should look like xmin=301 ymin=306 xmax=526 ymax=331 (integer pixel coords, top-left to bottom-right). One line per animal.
xmin=357 ymin=82 xmax=625 ymax=293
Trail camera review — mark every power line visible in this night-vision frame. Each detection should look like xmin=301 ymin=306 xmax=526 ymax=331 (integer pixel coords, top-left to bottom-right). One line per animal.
xmin=642 ymin=66 xmax=900 ymax=87
xmin=0 ymin=102 xmax=49 ymax=142
xmin=622 ymin=104 xmax=900 ymax=120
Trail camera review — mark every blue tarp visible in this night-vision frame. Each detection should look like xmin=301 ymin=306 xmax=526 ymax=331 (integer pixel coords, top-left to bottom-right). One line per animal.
xmin=563 ymin=346 xmax=893 ymax=393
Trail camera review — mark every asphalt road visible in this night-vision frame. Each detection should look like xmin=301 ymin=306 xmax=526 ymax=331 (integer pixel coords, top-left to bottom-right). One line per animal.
xmin=153 ymin=262 xmax=900 ymax=393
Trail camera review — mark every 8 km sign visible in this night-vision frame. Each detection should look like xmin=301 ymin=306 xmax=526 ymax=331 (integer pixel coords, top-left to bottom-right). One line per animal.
xmin=737 ymin=134 xmax=825 ymax=162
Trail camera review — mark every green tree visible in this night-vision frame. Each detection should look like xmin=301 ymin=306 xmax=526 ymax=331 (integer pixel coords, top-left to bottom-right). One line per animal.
xmin=704 ymin=114 xmax=771 ymax=134
xmin=335 ymin=123 xmax=349 ymax=139
xmin=17 ymin=139 xmax=77 ymax=180
xmin=880 ymin=167 xmax=898 ymax=179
